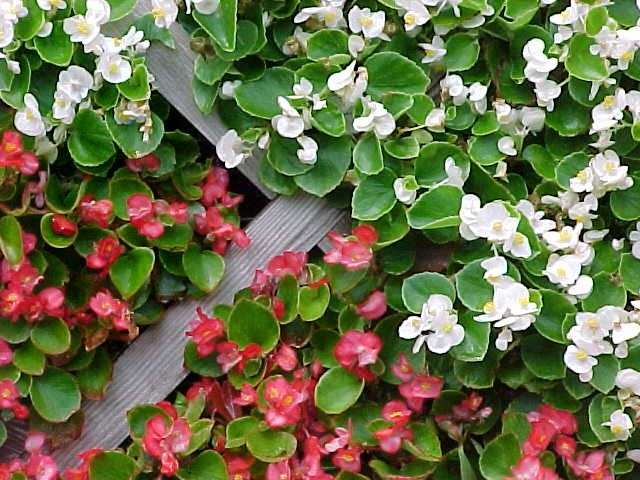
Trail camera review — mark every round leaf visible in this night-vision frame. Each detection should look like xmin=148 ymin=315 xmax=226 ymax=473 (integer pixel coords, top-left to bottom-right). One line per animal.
xmin=178 ymin=450 xmax=228 ymax=480
xmin=68 ymin=110 xmax=115 ymax=167
xmin=228 ymin=299 xmax=280 ymax=353
xmin=352 ymin=169 xmax=397 ymax=221
xmin=402 ymin=272 xmax=455 ymax=313
xmin=444 ymin=33 xmax=480 ymax=72
xmin=234 ymin=67 xmax=295 ymax=119
xmin=315 ymin=366 xmax=364 ymax=414
xmin=31 ymin=316 xmax=71 ymax=355
xmin=183 ymin=244 xmax=225 ymax=292
xmin=31 ymin=366 xmax=81 ymax=423
xmin=365 ymin=52 xmax=428 ymax=98
xmin=407 ymin=186 xmax=462 ymax=230
xmin=109 ymin=247 xmax=155 ymax=299
xmin=89 ymin=451 xmax=136 ymax=480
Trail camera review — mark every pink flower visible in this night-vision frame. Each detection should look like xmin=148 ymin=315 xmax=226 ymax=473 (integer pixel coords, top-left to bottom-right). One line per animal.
xmin=127 ymin=193 xmax=165 ymax=239
xmin=390 ymin=353 xmax=415 ymax=382
xmin=382 ymin=400 xmax=412 ymax=428
xmin=186 ymin=307 xmax=225 ymax=357
xmin=332 ymin=446 xmax=362 ymax=473
xmin=554 ymin=434 xmax=576 ymax=459
xmin=78 ymin=195 xmax=113 ymax=228
xmin=142 ymin=403 xmax=191 ymax=476
xmin=523 ymin=419 xmax=557 ymax=456
xmin=267 ymin=460 xmax=291 ymax=480
xmin=23 ymin=433 xmax=58 ymax=480
xmin=89 ymin=290 xmax=131 ymax=331
xmin=567 ymin=450 xmax=611 ymax=479
xmin=334 ymin=330 xmax=382 ymax=381
xmin=194 ymin=205 xmax=250 ymax=254
xmin=0 ymin=338 xmax=12 ymax=366
xmin=274 ymin=344 xmax=298 ymax=372
xmin=356 ymin=290 xmax=386 ymax=320
xmin=0 ymin=379 xmax=28 ymax=419
xmin=507 ymin=455 xmax=558 ymax=480
xmin=261 ymin=377 xmax=306 ymax=428
xmin=373 ymin=424 xmax=412 ymax=454
xmin=527 ymin=404 xmax=577 ymax=436
xmin=62 ymin=449 xmax=103 ymax=480
xmin=323 ymin=226 xmax=377 ymax=271
xmin=125 ymin=153 xmax=160 ymax=173
xmin=216 ymin=342 xmax=262 ymax=373
xmin=234 ymin=383 xmax=258 ymax=406
xmin=224 ymin=455 xmax=254 ymax=480
xmin=398 ymin=374 xmax=444 ymax=412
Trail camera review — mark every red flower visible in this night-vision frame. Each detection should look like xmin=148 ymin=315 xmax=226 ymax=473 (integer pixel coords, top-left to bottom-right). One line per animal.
xmin=62 ymin=448 xmax=103 ymax=480
xmin=201 ymin=167 xmax=230 ymax=206
xmin=390 ymin=353 xmax=415 ymax=382
xmin=186 ymin=307 xmax=225 ymax=357
xmin=373 ymin=423 xmax=412 ymax=454
xmin=22 ymin=287 xmax=65 ymax=323
xmin=398 ymin=374 xmax=444 ymax=412
xmin=507 ymin=455 xmax=558 ymax=480
xmin=224 ymin=454 xmax=254 ymax=480
xmin=0 ymin=379 xmax=28 ymax=419
xmin=23 ymin=433 xmax=58 ymax=480
xmin=51 ymin=215 xmax=77 ymax=237
xmin=127 ymin=193 xmax=165 ymax=239
xmin=0 ymin=339 xmax=12 ymax=366
xmin=194 ymin=205 xmax=250 ymax=255
xmin=89 ymin=290 xmax=131 ymax=331
xmin=523 ymin=419 xmax=557 ymax=456
xmin=274 ymin=344 xmax=298 ymax=372
xmin=323 ymin=226 xmax=377 ymax=271
xmin=355 ymin=291 xmax=386 ymax=321
xmin=86 ymin=237 xmax=124 ymax=272
xmin=382 ymin=400 xmax=412 ymax=428
xmin=261 ymin=377 xmax=306 ymax=428
xmin=234 ymin=383 xmax=258 ymax=407
xmin=554 ymin=434 xmax=576 ymax=459
xmin=142 ymin=405 xmax=191 ymax=476
xmin=78 ymin=195 xmax=113 ymax=228
xmin=267 ymin=251 xmax=308 ymax=280
xmin=0 ymin=285 xmax=25 ymax=320
xmin=527 ymin=404 xmax=577 ymax=436
xmin=0 ymin=131 xmax=40 ymax=175
xmin=125 ymin=153 xmax=160 ymax=173
xmin=216 ymin=341 xmax=262 ymax=373
xmin=567 ymin=450 xmax=611 ymax=479
xmin=332 ymin=446 xmax=362 ymax=473
xmin=334 ymin=330 xmax=382 ymax=381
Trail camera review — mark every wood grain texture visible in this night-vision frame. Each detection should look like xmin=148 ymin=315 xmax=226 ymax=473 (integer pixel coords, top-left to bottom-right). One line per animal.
xmin=51 ymin=194 xmax=343 ymax=469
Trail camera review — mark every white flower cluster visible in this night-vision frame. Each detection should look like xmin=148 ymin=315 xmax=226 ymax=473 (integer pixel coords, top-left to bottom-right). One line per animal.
xmin=0 ymin=0 xmax=27 ymax=48
xmin=459 ymin=194 xmax=532 ymax=258
xmin=64 ymin=0 xmax=149 ymax=85
xmin=399 ymin=294 xmax=464 ymax=354
xmin=53 ymin=66 xmax=94 ymax=125
xmin=522 ymin=38 xmax=561 ymax=112
xmin=569 ymin=150 xmax=633 ymax=197
xmin=475 ymin=256 xmax=539 ymax=351
xmin=565 ymin=303 xmax=640 ymax=382
xmin=440 ymin=74 xmax=488 ymax=115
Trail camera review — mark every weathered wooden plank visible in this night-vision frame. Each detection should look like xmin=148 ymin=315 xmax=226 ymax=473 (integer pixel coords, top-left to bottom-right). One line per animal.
xmin=0 ymin=420 xmax=27 ymax=460
xmin=51 ymin=194 xmax=343 ymax=468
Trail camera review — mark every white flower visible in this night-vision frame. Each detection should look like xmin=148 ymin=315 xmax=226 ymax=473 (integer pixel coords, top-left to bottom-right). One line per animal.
xmin=398 ymin=312 xmax=428 ymax=342
xmin=347 ymin=35 xmax=364 ymax=57
xmin=516 ymin=200 xmax=555 ymax=235
xmin=216 ymin=129 xmax=249 ymax=168
xmin=591 ymin=89 xmax=627 ymax=133
xmin=272 ymin=97 xmax=305 ymax=138
xmin=419 ymin=36 xmax=446 ymax=64
xmin=220 ymin=80 xmax=241 ymax=100
xmin=426 ymin=306 xmax=464 ymax=354
xmin=534 ymin=79 xmax=561 ymax=111
xmin=567 ymin=275 xmax=593 ymax=298
xmin=523 ymin=38 xmax=557 ymax=83
xmin=602 ymin=410 xmax=633 ymax=441
xmin=481 ymin=256 xmax=507 ymax=284
xmin=0 ymin=0 xmax=27 ymax=22
xmin=568 ymin=194 xmax=598 ymax=228
xmin=348 ymin=6 xmax=388 ymax=40
xmin=36 ymin=21 xmax=52 ymax=37
xmin=543 ymin=253 xmax=582 ymax=287
xmin=395 ymin=0 xmax=429 ymax=32
xmin=440 ymin=74 xmax=467 ymax=105
xmin=52 ymin=92 xmax=76 ymax=124
xmin=496 ymin=327 xmax=513 ymax=351
xmin=353 ymin=97 xmax=395 ymax=139
xmin=497 ymin=136 xmax=517 ymax=156
xmin=0 ymin=20 xmax=14 ymax=48
xmin=591 ymin=150 xmax=633 ymax=191
xmin=570 ymin=167 xmax=595 ymax=193
xmin=393 ymin=176 xmax=417 ymax=205
xmin=37 ymin=0 xmax=66 ymax=10
xmin=564 ymin=344 xmax=598 ymax=379
xmin=151 ymin=0 xmax=178 ymax=28
xmin=470 ymin=201 xmax=518 ymax=242
xmin=443 ymin=157 xmax=465 ymax=187
xmin=520 ymin=107 xmax=546 ymax=132
xmin=63 ymin=14 xmax=101 ymax=44
xmin=296 ymin=135 xmax=318 ymax=164
xmin=468 ymin=82 xmax=487 ymax=114
xmin=616 ymin=368 xmax=640 ymax=397
xmin=14 ymin=94 xmax=46 ymax=137
xmin=543 ymin=224 xmax=583 ymax=252
xmin=327 ymin=61 xmax=368 ymax=107
xmin=503 ymin=232 xmax=531 ymax=258
xmin=57 ymin=66 xmax=93 ymax=103
xmin=97 ymin=54 xmax=132 ymax=84
xmin=294 ymin=0 xmax=345 ymax=28
xmin=424 ymin=107 xmax=445 ymax=131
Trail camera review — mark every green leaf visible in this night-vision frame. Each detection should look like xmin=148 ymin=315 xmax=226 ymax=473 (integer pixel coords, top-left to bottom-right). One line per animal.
xmin=407 ymin=186 xmax=463 ymax=230
xmin=109 ymin=247 xmax=155 ymax=299
xmin=13 ymin=340 xmax=45 ymax=375
xmin=226 ymin=416 xmax=259 ymax=448
xmin=294 ymin=135 xmax=351 ymax=197
xmin=315 ymin=367 xmax=364 ymax=414
xmin=353 ymin=132 xmax=383 ymax=175
xmin=134 ymin=14 xmax=175 ymax=48
xmin=589 ymin=355 xmax=619 ymax=394
xmin=620 ymin=253 xmax=640 ymax=294
xmin=581 ymin=272 xmax=626 ymax=311
xmin=352 ymin=169 xmax=397 ymax=221
xmin=228 ymin=299 xmax=280 ymax=353
xmin=545 ymin=92 xmax=590 ymax=137
xmin=267 ymin=134 xmax=314 ymax=176
xmin=31 ymin=366 xmax=81 ymax=423
xmin=455 ymin=259 xmax=494 ymax=312
xmin=40 ymin=213 xmax=77 ymax=248
xmin=610 ymin=176 xmax=640 ymax=220
xmin=588 ymin=394 xmax=622 ymax=443
xmin=213 ymin=19 xmax=258 ymax=61
xmin=192 ymin=77 xmax=217 ymax=114
xmin=444 ymin=33 xmax=480 ymax=72
xmin=307 ymin=29 xmax=348 ymax=60
xmin=194 ymin=55 xmax=230 ymax=85
xmin=311 ymin=103 xmax=346 ymax=137
xmin=108 ymin=177 xmax=153 ymax=220
xmin=555 ymin=151 xmax=589 ymax=189
xmin=479 ymin=434 xmax=521 ymax=480
xmin=383 ymin=137 xmax=419 ymax=159
xmin=15 ymin=0 xmax=44 ymax=40
xmin=402 ymin=272 xmax=455 ymax=313
xmin=184 ymin=341 xmax=223 ymax=377
xmin=566 ymin=33 xmax=608 ymax=82
xmin=468 ymin=133 xmax=505 ymax=166
xmin=534 ymin=290 xmax=574 ymax=344
xmin=34 ymin=21 xmax=73 ymax=66
xmin=521 ymin=334 xmax=566 ymax=380
xmin=523 ymin=144 xmax=556 ymax=181
xmin=234 ymin=67 xmax=295 ymax=119
xmin=31 ymin=316 xmax=71 ymax=355
xmin=127 ymin=404 xmax=169 ymax=439
xmin=0 ymin=318 xmax=29 ymax=344
xmin=246 ymin=429 xmax=297 ymax=463
xmin=68 ymin=110 xmax=115 ymax=167
xmin=415 ymin=142 xmax=470 ymax=187
xmin=365 ymin=52 xmax=428 ymax=98
xmin=77 ymin=348 xmax=113 ymax=399
xmin=117 ymin=64 xmax=150 ymax=101
xmin=298 ymin=285 xmax=330 ymax=321
xmin=182 ymin=244 xmax=225 ymax=292
xmin=0 ymin=215 xmax=23 ymax=266
xmin=88 ymin=451 xmax=136 ymax=480
xmin=193 ymin=0 xmax=238 ymax=52
xmin=450 ymin=312 xmax=490 ymax=362
xmin=106 ymin=111 xmax=164 ymax=158
xmin=178 ymin=450 xmax=228 ymax=480
xmin=405 ymin=421 xmax=441 ymax=461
